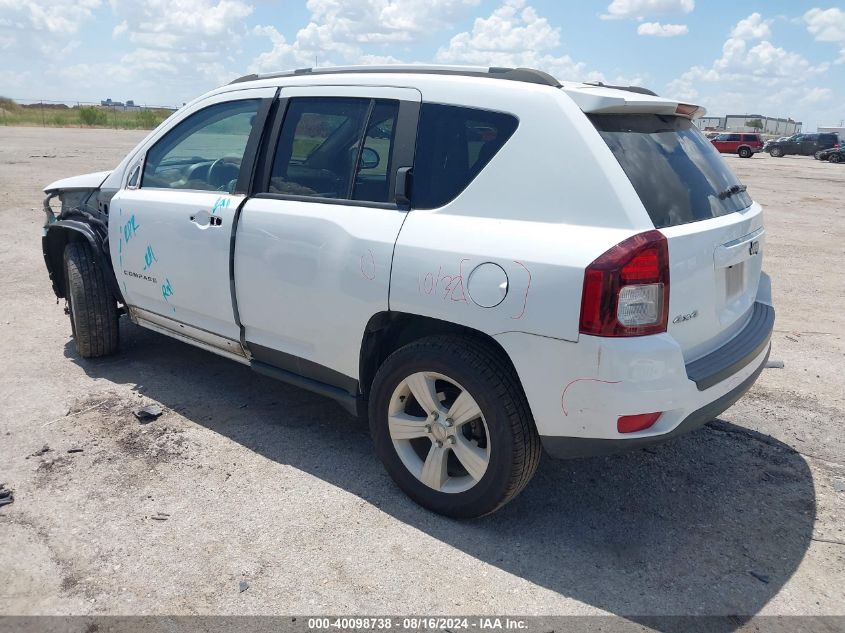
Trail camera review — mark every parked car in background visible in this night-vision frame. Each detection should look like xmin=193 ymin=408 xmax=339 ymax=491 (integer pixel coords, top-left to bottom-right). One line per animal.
xmin=711 ymin=133 xmax=763 ymax=158
xmin=767 ymin=133 xmax=839 ymax=157
xmin=824 ymin=146 xmax=844 ymax=163
xmin=815 ymin=144 xmax=840 ymax=160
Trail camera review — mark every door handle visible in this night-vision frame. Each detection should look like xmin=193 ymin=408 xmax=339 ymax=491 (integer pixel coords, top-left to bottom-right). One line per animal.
xmin=395 ymin=166 xmax=412 ymax=206
xmin=189 ymin=211 xmax=223 ymax=227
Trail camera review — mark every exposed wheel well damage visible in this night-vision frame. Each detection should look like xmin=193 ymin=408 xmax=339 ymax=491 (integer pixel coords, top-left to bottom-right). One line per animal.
xmin=358 ymin=312 xmax=525 ymax=402
xmin=41 ymin=189 xmax=122 ymax=303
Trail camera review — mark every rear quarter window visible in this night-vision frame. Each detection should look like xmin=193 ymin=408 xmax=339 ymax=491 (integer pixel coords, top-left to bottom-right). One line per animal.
xmin=412 ymin=104 xmax=518 ymax=209
xmin=590 ymin=114 xmax=752 ymax=229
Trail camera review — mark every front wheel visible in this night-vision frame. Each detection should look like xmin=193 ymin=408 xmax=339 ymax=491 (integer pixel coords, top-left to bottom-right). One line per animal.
xmin=770 ymin=147 xmax=784 ymax=157
xmin=368 ymin=335 xmax=541 ymax=518
xmin=64 ymin=241 xmax=119 ymax=358
xmin=814 ymin=151 xmax=823 ymax=160
xmin=830 ymin=153 xmax=842 ymax=164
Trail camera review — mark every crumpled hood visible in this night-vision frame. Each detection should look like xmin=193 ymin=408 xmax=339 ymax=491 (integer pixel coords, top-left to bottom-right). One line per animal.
xmin=43 ymin=170 xmax=112 ymax=194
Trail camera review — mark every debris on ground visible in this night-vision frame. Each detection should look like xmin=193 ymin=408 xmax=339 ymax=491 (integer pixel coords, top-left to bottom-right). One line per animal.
xmin=151 ymin=512 xmax=170 ymax=521
xmin=748 ymin=571 xmax=770 ymax=584
xmin=43 ymin=400 xmax=109 ymax=427
xmin=28 ymin=444 xmax=51 ymax=458
xmin=133 ymin=404 xmax=163 ymax=422
xmin=765 ymin=359 xmax=785 ymax=369
xmin=67 ymin=447 xmax=84 ymax=454
xmin=0 ymin=484 xmax=13 ymax=508
xmin=239 ymin=580 xmax=249 ymax=593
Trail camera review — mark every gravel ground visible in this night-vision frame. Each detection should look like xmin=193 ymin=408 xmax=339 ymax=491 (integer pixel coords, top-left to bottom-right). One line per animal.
xmin=0 ymin=127 xmax=843 ymax=621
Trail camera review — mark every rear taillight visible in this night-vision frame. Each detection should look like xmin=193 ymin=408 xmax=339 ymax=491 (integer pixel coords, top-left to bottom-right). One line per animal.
xmin=579 ymin=230 xmax=670 ymax=337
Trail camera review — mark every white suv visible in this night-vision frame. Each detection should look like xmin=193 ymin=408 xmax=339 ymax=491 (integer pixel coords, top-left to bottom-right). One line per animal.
xmin=41 ymin=66 xmax=774 ymax=517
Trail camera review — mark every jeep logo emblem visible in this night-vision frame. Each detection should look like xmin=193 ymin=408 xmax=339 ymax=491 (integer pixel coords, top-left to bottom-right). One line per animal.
xmin=673 ymin=310 xmax=698 ymax=324
xmin=749 ymin=240 xmax=760 ymax=256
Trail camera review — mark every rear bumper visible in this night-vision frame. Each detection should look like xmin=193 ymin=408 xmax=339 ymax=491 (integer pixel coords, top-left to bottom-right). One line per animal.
xmin=541 ymin=344 xmax=769 ymax=458
xmin=494 ymin=294 xmax=775 ymax=459
xmin=686 ymin=301 xmax=774 ymax=390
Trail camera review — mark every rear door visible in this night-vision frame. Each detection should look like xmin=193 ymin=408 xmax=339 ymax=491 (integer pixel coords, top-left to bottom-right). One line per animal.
xmin=591 ymin=114 xmax=765 ymax=362
xmin=235 ymin=86 xmax=420 ymax=380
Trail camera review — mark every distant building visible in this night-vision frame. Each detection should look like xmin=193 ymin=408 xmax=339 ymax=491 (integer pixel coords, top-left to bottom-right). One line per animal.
xmin=697 ymin=116 xmax=725 ymax=130
xmin=694 ymin=114 xmax=802 ymax=136
xmin=100 ymin=98 xmax=125 ymax=108
xmin=818 ymin=126 xmax=845 ymax=136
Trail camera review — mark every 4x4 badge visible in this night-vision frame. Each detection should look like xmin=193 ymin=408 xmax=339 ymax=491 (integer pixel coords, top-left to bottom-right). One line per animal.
xmin=673 ymin=310 xmax=698 ymax=324
xmin=749 ymin=240 xmax=760 ymax=256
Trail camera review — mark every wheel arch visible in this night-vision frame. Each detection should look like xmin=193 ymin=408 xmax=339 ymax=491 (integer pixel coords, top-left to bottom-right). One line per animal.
xmin=43 ymin=221 xmax=122 ymax=302
xmin=359 ymin=312 xmax=527 ymax=402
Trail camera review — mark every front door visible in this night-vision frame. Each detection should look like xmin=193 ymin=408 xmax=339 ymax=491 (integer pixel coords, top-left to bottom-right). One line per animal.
xmin=235 ymin=86 xmax=421 ymax=382
xmin=110 ymin=89 xmax=274 ymax=343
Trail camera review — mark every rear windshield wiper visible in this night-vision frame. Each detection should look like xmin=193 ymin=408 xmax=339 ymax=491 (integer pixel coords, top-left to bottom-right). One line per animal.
xmin=717 ymin=184 xmax=747 ymax=200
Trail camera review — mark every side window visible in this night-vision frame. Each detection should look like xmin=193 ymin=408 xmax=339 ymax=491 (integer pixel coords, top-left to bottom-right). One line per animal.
xmin=268 ymin=97 xmax=399 ymax=203
xmin=412 ymin=104 xmax=518 ymax=209
xmin=352 ymin=101 xmax=398 ymax=203
xmin=727 ymin=134 xmax=742 ymax=141
xmin=142 ymin=100 xmax=260 ymax=193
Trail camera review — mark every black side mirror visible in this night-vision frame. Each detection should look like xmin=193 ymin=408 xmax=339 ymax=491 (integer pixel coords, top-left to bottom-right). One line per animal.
xmin=360 ymin=147 xmax=380 ymax=170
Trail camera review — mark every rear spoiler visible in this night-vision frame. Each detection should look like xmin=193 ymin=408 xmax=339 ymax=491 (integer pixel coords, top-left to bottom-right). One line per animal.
xmin=561 ymin=83 xmax=705 ymax=119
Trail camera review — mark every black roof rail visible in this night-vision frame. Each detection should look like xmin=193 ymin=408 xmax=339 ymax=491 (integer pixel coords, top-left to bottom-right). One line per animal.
xmin=229 ymin=65 xmax=562 ymax=88
xmin=583 ymin=81 xmax=658 ymax=96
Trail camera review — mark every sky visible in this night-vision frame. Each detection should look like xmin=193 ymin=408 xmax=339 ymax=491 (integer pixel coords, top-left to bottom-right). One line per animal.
xmin=1 ymin=0 xmax=843 ymax=130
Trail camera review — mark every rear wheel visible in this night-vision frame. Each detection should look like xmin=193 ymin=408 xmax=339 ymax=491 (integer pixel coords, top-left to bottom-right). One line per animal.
xmin=63 ymin=241 xmax=119 ymax=358
xmin=368 ymin=335 xmax=541 ymax=518
xmin=738 ymin=147 xmax=752 ymax=158
xmin=770 ymin=147 xmax=784 ymax=157
xmin=830 ymin=153 xmax=842 ymax=164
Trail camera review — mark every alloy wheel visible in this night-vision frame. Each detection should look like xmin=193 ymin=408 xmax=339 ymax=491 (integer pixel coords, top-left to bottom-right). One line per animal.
xmin=387 ymin=371 xmax=490 ymax=494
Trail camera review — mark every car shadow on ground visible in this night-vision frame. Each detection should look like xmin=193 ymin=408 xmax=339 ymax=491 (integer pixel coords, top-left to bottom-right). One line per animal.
xmin=68 ymin=321 xmax=815 ymax=632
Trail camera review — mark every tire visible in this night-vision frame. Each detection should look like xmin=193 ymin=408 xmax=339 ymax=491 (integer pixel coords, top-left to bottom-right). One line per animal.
xmin=830 ymin=153 xmax=842 ymax=164
xmin=814 ymin=151 xmax=823 ymax=160
xmin=368 ymin=335 xmax=541 ymax=518
xmin=63 ymin=241 xmax=119 ymax=358
xmin=738 ymin=147 xmax=752 ymax=158
xmin=770 ymin=147 xmax=784 ymax=158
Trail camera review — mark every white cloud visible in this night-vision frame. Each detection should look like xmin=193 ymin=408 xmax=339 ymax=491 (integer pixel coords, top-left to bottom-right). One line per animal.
xmin=804 ymin=7 xmax=845 ymax=63
xmin=305 ymin=0 xmax=481 ymax=43
xmin=667 ymin=12 xmax=831 ymax=127
xmin=601 ymin=0 xmax=694 ymax=21
xmin=251 ymin=0 xmax=480 ymax=72
xmin=0 ymin=0 xmax=102 ymax=64
xmin=0 ymin=0 xmax=102 ymax=34
xmin=637 ymin=22 xmax=688 ymax=37
xmin=730 ymin=12 xmax=771 ymax=40
xmin=97 ymin=0 xmax=254 ymax=95
xmin=434 ymin=0 xmax=604 ymax=82
xmin=800 ymin=87 xmax=833 ymax=106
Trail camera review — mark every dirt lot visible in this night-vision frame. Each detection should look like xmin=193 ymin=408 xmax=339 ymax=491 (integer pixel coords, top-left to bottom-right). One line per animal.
xmin=1 ymin=127 xmax=843 ymax=621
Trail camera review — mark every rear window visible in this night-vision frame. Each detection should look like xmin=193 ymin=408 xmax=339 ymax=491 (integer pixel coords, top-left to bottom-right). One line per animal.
xmin=412 ymin=104 xmax=518 ymax=209
xmin=590 ymin=114 xmax=752 ymax=229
